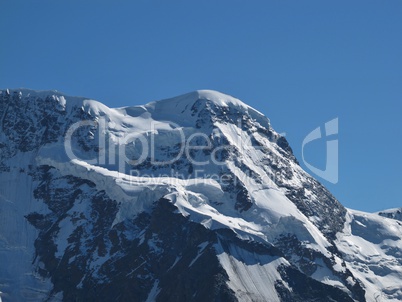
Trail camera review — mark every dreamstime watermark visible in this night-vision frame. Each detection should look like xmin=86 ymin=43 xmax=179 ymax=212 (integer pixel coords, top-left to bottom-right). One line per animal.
xmin=64 ymin=117 xmax=339 ymax=184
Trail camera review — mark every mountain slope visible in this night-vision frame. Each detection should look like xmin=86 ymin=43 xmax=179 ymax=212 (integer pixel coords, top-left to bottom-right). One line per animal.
xmin=0 ymin=89 xmax=401 ymax=301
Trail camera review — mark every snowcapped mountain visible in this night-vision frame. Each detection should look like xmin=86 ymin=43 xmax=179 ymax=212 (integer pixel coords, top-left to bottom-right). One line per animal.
xmin=0 ymin=88 xmax=401 ymax=301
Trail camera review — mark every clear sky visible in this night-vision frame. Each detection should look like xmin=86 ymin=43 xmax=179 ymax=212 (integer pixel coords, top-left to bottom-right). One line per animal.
xmin=1 ymin=0 xmax=401 ymax=212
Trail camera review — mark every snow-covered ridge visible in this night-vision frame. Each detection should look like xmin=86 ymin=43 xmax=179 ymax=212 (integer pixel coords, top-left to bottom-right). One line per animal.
xmin=1 ymin=88 xmax=263 ymax=116
xmin=144 ymin=90 xmax=265 ymax=116
xmin=0 ymin=88 xmax=88 ymax=108
xmin=1 ymin=88 xmax=272 ymax=130
xmin=140 ymin=90 xmax=271 ymax=129
xmin=377 ymin=207 xmax=402 ymax=222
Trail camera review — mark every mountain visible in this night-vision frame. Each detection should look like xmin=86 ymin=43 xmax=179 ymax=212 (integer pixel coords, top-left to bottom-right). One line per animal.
xmin=0 ymin=88 xmax=401 ymax=301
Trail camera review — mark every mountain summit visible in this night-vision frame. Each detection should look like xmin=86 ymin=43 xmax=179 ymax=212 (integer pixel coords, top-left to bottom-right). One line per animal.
xmin=0 ymin=89 xmax=401 ymax=301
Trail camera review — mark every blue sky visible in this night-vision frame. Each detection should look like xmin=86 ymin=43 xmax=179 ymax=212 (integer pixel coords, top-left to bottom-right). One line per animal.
xmin=1 ymin=0 xmax=401 ymax=212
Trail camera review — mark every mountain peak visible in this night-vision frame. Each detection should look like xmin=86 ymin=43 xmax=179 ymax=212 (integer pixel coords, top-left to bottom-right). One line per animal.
xmin=140 ymin=89 xmax=270 ymax=129
xmin=144 ymin=89 xmax=249 ymax=112
xmin=194 ymin=89 xmax=246 ymax=107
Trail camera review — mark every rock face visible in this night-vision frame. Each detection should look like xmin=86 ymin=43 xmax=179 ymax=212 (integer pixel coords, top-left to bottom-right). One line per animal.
xmin=0 ymin=89 xmax=401 ymax=301
xmin=378 ymin=208 xmax=402 ymax=222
